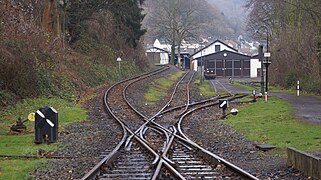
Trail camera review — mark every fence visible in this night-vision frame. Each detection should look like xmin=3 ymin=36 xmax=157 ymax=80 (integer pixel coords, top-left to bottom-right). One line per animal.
xmin=287 ymin=147 xmax=321 ymax=179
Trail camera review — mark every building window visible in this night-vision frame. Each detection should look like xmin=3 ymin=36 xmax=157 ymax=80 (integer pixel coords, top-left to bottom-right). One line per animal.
xmin=215 ymin=45 xmax=221 ymax=52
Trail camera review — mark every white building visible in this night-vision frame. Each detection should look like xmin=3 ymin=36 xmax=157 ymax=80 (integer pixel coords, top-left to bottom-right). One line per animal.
xmin=250 ymin=55 xmax=262 ymax=78
xmin=146 ymin=47 xmax=170 ymax=65
xmin=191 ymin=40 xmax=262 ymax=78
xmin=192 ymin=40 xmax=238 ymax=60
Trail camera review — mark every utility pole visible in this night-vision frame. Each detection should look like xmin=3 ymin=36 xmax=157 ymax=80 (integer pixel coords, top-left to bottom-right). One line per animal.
xmin=258 ymin=45 xmax=264 ymax=94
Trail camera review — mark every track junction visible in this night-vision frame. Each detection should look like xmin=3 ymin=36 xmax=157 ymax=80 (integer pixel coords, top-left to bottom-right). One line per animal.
xmin=81 ymin=66 xmax=258 ymax=179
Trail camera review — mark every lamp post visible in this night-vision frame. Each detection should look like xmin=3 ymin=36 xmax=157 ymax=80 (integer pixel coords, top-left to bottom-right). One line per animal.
xmin=117 ymin=57 xmax=121 ymax=79
xmin=263 ymin=31 xmax=271 ymax=101
xmin=263 ymin=53 xmax=271 ymax=93
xmin=256 ymin=25 xmax=271 ymax=94
xmin=265 ymin=28 xmax=270 ymax=93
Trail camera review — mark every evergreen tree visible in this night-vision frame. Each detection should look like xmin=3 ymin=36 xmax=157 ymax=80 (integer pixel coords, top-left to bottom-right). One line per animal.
xmin=66 ymin=0 xmax=146 ymax=47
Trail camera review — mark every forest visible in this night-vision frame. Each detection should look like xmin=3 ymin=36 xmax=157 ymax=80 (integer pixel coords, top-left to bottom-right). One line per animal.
xmin=0 ymin=0 xmax=320 ymax=109
xmin=142 ymin=0 xmax=241 ymax=67
xmin=246 ymin=0 xmax=321 ymax=93
xmin=143 ymin=0 xmax=239 ymax=43
xmin=0 ymin=0 xmax=149 ymax=108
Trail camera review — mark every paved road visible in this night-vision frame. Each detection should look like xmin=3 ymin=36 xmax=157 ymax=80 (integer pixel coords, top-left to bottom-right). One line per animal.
xmin=211 ymin=78 xmax=321 ymax=125
xmin=210 ymin=78 xmax=253 ymax=94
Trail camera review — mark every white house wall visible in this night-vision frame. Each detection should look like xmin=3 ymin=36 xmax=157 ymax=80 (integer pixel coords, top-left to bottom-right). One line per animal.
xmin=160 ymin=52 xmax=169 ymax=64
xmin=192 ymin=60 xmax=198 ymax=71
xmin=250 ymin=58 xmax=261 ymax=78
xmin=146 ymin=48 xmax=170 ymax=65
xmin=192 ymin=42 xmax=237 ymax=59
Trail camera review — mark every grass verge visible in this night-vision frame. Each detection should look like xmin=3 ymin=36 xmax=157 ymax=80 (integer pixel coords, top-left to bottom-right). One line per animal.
xmin=232 ymin=80 xmax=299 ymax=94
xmin=0 ymin=97 xmax=88 ymax=179
xmin=194 ymin=79 xmax=228 ymax=97
xmin=226 ymin=96 xmax=321 ymax=153
xmin=144 ymin=70 xmax=184 ymax=105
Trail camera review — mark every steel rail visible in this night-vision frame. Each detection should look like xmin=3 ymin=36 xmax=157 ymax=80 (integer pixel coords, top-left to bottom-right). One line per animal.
xmin=176 ymin=71 xmax=195 ymax=117
xmin=148 ymin=92 xmax=258 ymax=179
xmin=152 ymin=127 xmax=195 ymax=180
xmin=176 ymin=94 xmax=247 ymax=141
xmin=176 ymin=94 xmax=259 ymax=180
xmin=117 ymin=70 xmax=198 ymax=179
xmin=164 ymin=71 xmax=190 ymax=109
xmin=80 ymin=66 xmax=169 ymax=180
xmin=121 ymin=70 xmax=196 ymax=179
xmin=158 ymin=94 xmax=231 ymax=115
xmin=141 ymin=126 xmax=169 ymax=153
xmin=124 ymin=71 xmax=193 ymax=148
xmin=112 ymin=69 xmax=254 ymax=179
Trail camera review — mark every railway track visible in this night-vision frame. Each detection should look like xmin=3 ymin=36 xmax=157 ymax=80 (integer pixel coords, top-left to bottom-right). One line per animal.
xmin=210 ymin=79 xmax=231 ymax=93
xmin=81 ymin=67 xmax=258 ymax=180
xmin=100 ymin=141 xmax=155 ymax=180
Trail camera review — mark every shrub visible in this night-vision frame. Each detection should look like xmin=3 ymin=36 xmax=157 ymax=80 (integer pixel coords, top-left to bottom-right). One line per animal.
xmin=285 ymin=71 xmax=297 ymax=89
xmin=301 ymin=76 xmax=321 ymax=94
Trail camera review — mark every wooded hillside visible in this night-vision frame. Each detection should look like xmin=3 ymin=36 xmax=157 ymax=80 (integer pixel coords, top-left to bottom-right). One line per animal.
xmin=142 ymin=0 xmax=237 ymax=44
xmin=0 ymin=0 xmax=149 ymax=107
xmin=246 ymin=0 xmax=321 ymax=93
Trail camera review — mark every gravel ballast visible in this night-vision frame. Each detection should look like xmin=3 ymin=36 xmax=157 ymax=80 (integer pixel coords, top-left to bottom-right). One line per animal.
xmin=34 ymin=69 xmax=308 ymax=179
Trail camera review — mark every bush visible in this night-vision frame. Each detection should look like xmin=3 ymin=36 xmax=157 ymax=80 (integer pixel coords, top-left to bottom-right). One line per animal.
xmin=301 ymin=76 xmax=321 ymax=94
xmin=285 ymin=71 xmax=297 ymax=89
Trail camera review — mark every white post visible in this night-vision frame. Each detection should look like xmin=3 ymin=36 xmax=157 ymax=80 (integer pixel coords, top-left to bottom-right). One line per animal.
xmin=265 ymin=92 xmax=268 ymax=102
xmin=117 ymin=57 xmax=121 ymax=80
xmin=297 ymin=80 xmax=300 ymax=96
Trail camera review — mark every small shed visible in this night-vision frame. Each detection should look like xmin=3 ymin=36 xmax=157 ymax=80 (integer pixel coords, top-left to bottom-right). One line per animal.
xmin=146 ymin=47 xmax=170 ymax=65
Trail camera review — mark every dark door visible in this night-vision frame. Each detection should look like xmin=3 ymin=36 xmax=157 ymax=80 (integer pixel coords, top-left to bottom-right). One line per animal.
xmin=215 ymin=60 xmax=224 ymax=76
xmin=233 ymin=60 xmax=242 ymax=77
xmin=243 ymin=60 xmax=250 ymax=77
xmin=225 ymin=60 xmax=233 ymax=77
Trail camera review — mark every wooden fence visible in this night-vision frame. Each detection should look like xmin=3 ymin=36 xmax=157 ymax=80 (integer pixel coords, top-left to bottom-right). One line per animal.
xmin=287 ymin=147 xmax=321 ymax=179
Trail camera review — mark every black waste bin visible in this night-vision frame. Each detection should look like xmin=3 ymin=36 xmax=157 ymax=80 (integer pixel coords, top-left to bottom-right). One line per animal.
xmin=35 ymin=106 xmax=58 ymax=144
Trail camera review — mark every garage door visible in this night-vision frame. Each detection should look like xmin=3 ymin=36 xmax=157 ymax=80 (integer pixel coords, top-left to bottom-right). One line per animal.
xmin=218 ymin=60 xmax=250 ymax=77
xmin=243 ymin=60 xmax=250 ymax=77
xmin=205 ymin=59 xmax=251 ymax=77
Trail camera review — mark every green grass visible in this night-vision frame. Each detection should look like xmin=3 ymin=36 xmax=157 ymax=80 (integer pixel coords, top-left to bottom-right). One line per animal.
xmin=144 ymin=70 xmax=184 ymax=105
xmin=0 ymin=97 xmax=87 ymax=134
xmin=233 ymin=80 xmax=298 ymax=94
xmin=0 ymin=159 xmax=46 ymax=180
xmin=226 ymin=97 xmax=321 ymax=153
xmin=197 ymin=80 xmax=216 ymax=97
xmin=195 ymin=79 xmax=228 ymax=97
xmin=232 ymin=81 xmax=255 ymax=91
xmin=0 ymin=97 xmax=88 ymax=179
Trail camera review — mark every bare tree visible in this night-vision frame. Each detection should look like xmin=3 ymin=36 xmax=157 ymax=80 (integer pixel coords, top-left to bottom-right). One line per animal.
xmin=246 ymin=0 xmax=321 ymax=93
xmin=145 ymin=0 xmax=203 ymax=67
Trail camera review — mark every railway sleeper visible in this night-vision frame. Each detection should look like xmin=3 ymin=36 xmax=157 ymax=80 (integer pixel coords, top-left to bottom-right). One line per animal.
xmin=100 ymin=173 xmax=152 ymax=180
